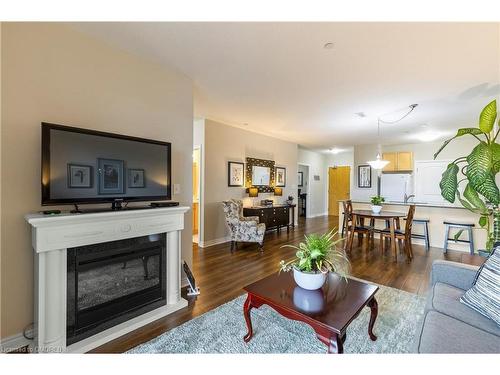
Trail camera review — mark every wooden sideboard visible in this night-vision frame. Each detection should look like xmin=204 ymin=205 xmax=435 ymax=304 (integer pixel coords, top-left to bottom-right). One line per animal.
xmin=243 ymin=204 xmax=296 ymax=233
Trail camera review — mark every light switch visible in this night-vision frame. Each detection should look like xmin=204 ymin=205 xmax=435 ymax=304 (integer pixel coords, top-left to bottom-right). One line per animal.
xmin=173 ymin=184 xmax=181 ymax=195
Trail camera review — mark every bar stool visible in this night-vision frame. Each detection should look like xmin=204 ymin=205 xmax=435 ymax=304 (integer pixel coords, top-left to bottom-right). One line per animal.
xmin=443 ymin=221 xmax=475 ymax=254
xmin=405 ymin=218 xmax=430 ymax=251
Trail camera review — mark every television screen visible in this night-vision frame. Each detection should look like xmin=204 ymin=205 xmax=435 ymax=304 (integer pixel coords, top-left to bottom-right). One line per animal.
xmin=41 ymin=123 xmax=171 ymax=205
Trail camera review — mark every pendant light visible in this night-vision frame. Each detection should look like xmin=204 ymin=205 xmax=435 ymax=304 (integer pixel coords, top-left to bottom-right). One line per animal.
xmin=367 ymin=104 xmax=418 ymax=170
xmin=367 ymin=119 xmax=390 ymax=170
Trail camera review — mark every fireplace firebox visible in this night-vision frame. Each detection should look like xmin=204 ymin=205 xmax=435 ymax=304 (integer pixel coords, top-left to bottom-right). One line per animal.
xmin=67 ymin=234 xmax=166 ymax=345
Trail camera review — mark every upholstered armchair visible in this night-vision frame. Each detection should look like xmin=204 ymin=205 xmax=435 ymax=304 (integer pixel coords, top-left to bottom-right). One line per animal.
xmin=222 ymin=199 xmax=266 ymax=252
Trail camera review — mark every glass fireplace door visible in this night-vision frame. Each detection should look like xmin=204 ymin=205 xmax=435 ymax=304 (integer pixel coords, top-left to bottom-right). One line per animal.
xmin=67 ymin=234 xmax=166 ymax=345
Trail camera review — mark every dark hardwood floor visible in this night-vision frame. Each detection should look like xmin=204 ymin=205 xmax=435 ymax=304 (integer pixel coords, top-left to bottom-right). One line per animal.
xmin=92 ymin=215 xmax=471 ymax=353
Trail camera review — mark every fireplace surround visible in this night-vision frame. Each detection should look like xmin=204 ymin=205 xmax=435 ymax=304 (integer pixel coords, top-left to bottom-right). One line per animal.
xmin=25 ymin=206 xmax=189 ymax=353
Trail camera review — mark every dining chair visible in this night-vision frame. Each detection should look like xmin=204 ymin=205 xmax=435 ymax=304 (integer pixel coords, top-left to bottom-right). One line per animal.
xmin=344 ymin=200 xmax=375 ymax=251
xmin=379 ymin=205 xmax=415 ymax=260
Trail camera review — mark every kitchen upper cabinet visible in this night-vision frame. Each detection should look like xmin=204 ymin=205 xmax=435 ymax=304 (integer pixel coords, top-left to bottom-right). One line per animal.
xmin=382 ymin=152 xmax=398 ymax=172
xmin=382 ymin=152 xmax=413 ymax=172
xmin=397 ymin=152 xmax=413 ymax=171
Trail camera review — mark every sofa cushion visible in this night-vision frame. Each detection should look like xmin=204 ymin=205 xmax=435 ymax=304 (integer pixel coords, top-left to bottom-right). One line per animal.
xmin=461 ymin=247 xmax=500 ymax=326
xmin=429 ymin=282 xmax=500 ymax=336
xmin=416 ymin=310 xmax=500 ymax=353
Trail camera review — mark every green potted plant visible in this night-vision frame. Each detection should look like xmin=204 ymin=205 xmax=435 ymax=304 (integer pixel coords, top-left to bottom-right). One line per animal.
xmin=370 ymin=195 xmax=385 ymax=214
xmin=434 ymin=99 xmax=499 ymax=255
xmin=279 ymin=229 xmax=350 ymax=290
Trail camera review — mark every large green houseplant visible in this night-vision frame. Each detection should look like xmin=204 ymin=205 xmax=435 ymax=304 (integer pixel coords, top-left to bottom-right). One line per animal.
xmin=434 ymin=99 xmax=500 ymax=252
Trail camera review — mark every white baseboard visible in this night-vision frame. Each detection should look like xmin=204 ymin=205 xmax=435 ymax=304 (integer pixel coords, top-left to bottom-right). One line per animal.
xmin=307 ymin=212 xmax=328 ymax=218
xmin=0 ymin=329 xmax=33 ymax=353
xmin=198 ymin=236 xmax=231 ymax=248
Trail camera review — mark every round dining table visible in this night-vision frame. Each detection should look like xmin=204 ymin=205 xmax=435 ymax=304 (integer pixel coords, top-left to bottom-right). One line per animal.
xmin=346 ymin=209 xmax=410 ymax=260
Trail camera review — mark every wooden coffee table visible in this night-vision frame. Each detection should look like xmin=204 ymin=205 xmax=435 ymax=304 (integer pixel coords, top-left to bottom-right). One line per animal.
xmin=242 ymin=272 xmax=379 ymax=354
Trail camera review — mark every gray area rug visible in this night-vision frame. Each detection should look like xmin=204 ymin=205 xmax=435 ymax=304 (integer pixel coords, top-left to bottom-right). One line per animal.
xmin=128 ymin=284 xmax=425 ymax=354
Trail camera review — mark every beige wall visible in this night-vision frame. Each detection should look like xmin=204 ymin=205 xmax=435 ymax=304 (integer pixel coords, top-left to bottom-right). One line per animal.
xmin=297 ymin=148 xmax=328 ymax=217
xmin=1 ymin=23 xmax=193 ymax=338
xmin=202 ymin=119 xmax=298 ymax=246
xmin=352 ymin=144 xmax=379 ymax=200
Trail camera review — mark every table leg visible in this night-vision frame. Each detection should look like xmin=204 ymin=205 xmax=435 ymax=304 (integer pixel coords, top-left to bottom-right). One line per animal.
xmin=368 ymin=297 xmax=378 ymax=341
xmin=389 ymin=218 xmax=397 ymax=261
xmin=341 ymin=332 xmax=347 ymax=344
xmin=328 ymin=333 xmax=344 ymax=354
xmin=358 ymin=217 xmax=365 ymax=246
xmin=243 ymin=294 xmax=254 ymax=342
xmin=346 ymin=214 xmax=356 ymax=253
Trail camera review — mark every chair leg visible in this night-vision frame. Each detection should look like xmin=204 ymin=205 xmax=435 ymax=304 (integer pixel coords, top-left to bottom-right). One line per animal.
xmin=468 ymin=227 xmax=474 ymax=255
xmin=423 ymin=222 xmax=430 ymax=251
xmin=379 ymin=234 xmax=384 ymax=253
xmin=443 ymin=224 xmax=450 ymax=253
xmin=258 ymin=241 xmax=264 ymax=252
xmin=341 ymin=214 xmax=346 ymax=237
xmin=230 ymin=240 xmax=235 ymax=253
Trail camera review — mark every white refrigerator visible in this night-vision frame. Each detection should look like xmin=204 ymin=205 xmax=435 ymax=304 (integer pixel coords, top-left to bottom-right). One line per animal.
xmin=380 ymin=173 xmax=414 ymax=202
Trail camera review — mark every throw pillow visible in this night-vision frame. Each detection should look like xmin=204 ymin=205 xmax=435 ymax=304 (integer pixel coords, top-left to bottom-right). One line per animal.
xmin=460 ymin=247 xmax=500 ymax=325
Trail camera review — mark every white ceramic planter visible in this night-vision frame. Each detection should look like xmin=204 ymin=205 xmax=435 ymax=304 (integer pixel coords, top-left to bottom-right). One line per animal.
xmin=293 ymin=267 xmax=327 ymax=290
xmin=371 ymin=205 xmax=382 ymax=214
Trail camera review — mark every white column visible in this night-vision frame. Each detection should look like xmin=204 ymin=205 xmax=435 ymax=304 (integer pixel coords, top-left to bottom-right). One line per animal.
xmin=36 ymin=249 xmax=67 ymax=353
xmin=166 ymin=230 xmax=181 ymax=305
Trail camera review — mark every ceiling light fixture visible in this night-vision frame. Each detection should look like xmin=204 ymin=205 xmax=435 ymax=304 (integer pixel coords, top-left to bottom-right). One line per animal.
xmin=329 ymin=147 xmax=343 ymax=154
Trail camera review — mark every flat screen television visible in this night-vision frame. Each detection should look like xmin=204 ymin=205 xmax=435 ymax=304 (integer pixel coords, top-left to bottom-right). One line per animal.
xmin=41 ymin=122 xmax=171 ymax=206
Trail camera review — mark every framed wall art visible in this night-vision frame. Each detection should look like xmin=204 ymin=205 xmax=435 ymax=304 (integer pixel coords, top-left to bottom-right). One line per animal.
xmin=358 ymin=165 xmax=372 ymax=188
xmin=275 ymin=167 xmax=286 ymax=187
xmin=228 ymin=161 xmax=244 ymax=187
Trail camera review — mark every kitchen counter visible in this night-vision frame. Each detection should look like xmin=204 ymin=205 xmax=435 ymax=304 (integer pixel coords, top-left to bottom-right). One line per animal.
xmin=338 ymin=200 xmax=484 ymax=253
xmin=340 ymin=199 xmax=466 ymax=210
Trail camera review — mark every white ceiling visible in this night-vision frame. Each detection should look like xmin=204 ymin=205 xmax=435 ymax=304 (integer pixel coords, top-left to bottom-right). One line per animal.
xmin=70 ymin=22 xmax=500 ymax=151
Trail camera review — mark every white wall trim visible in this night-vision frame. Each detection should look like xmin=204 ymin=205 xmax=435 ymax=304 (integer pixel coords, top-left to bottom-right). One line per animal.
xmin=0 ymin=329 xmax=33 ymax=353
xmin=198 ymin=236 xmax=231 ymax=248
xmin=308 ymin=211 xmax=329 ymax=218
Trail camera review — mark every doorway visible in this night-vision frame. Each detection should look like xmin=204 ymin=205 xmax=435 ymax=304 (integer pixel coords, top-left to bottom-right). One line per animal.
xmin=328 ymin=166 xmax=351 ymax=216
xmin=297 ymin=164 xmax=310 ymax=219
xmin=192 ymin=147 xmax=201 ymax=243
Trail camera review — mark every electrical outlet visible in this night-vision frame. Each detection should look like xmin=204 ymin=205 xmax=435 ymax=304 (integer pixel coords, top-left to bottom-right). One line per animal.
xmin=173 ymin=184 xmax=181 ymax=195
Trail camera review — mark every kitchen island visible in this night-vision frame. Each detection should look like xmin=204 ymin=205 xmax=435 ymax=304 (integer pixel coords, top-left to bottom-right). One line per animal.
xmin=338 ymin=200 xmax=485 ymax=253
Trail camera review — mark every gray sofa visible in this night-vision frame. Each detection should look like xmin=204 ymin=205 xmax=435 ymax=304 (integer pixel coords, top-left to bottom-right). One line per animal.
xmin=414 ymin=260 xmax=500 ymax=353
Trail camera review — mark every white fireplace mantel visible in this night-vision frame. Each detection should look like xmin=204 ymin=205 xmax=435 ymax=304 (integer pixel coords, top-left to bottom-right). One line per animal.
xmin=25 ymin=206 xmax=189 ymax=353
